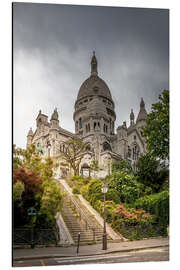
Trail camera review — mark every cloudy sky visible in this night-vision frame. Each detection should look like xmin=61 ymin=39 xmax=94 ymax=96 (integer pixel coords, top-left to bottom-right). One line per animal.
xmin=13 ymin=2 xmax=169 ymax=149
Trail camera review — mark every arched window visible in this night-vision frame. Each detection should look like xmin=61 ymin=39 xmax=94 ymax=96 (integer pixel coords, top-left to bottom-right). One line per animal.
xmin=86 ymin=144 xmax=91 ymax=151
xmin=103 ymin=124 xmax=105 ymax=133
xmin=128 ymin=146 xmax=131 ymax=158
xmin=109 ymin=118 xmax=112 ymax=130
xmin=76 ymin=121 xmax=78 ymax=131
xmin=79 ymin=118 xmax=82 ymax=129
xmin=94 ymin=122 xmax=96 ymax=130
xmin=132 ymin=144 xmax=140 ymax=160
xmin=103 ymin=142 xmax=112 ymax=151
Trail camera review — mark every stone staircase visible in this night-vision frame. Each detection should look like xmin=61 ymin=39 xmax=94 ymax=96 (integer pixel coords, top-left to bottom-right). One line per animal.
xmin=58 ymin=179 xmax=123 ymax=245
xmin=61 ymin=194 xmax=110 ymax=244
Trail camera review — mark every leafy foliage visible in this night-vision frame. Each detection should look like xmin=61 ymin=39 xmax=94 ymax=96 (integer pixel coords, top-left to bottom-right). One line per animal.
xmin=13 ymin=145 xmax=62 ymax=229
xmin=108 ymin=171 xmax=144 ymax=204
xmin=40 ymin=180 xmax=63 ymax=216
xmin=13 ymin=181 xmax=24 ymax=202
xmin=13 ymin=168 xmax=43 ymax=205
xmin=134 ymin=190 xmax=169 ymax=228
xmin=135 ymin=153 xmax=169 ymax=192
xmin=13 ymin=144 xmax=57 ymax=181
xmin=112 ymin=160 xmax=133 ymax=174
xmin=143 ymin=90 xmax=169 ymax=161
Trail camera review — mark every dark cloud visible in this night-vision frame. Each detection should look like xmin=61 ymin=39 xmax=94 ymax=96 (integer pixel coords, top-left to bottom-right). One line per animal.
xmin=13 ymin=3 xmax=169 ymax=148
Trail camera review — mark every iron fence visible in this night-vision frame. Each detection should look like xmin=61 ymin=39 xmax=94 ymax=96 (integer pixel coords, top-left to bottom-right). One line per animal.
xmin=13 ymin=227 xmax=60 ymax=246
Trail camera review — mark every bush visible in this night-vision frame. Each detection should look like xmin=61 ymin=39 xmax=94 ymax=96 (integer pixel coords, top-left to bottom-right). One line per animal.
xmin=72 ymin=186 xmax=80 ymax=194
xmin=93 ymin=200 xmax=104 ymax=215
xmin=134 ymin=190 xmax=169 ymax=228
xmin=112 ymin=160 xmax=133 ymax=174
xmin=86 ymin=179 xmax=104 ymax=206
xmin=111 ymin=204 xmax=165 ymax=240
xmin=70 ymin=176 xmax=84 ymax=182
xmin=106 ymin=189 xmax=121 ymax=204
xmin=13 ymin=181 xmax=24 ymax=202
xmin=108 ymin=171 xmax=144 ymax=204
xmin=80 ymin=185 xmax=89 ymax=200
xmin=35 ymin=209 xmax=56 ymax=229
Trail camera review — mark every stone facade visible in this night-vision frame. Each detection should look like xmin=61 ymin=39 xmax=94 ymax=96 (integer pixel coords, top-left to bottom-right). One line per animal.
xmin=27 ymin=53 xmax=147 ymax=178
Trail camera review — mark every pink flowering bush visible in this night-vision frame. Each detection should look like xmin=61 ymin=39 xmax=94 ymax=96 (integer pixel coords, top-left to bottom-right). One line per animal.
xmin=111 ymin=204 xmax=161 ymax=240
xmin=114 ymin=204 xmax=156 ymax=225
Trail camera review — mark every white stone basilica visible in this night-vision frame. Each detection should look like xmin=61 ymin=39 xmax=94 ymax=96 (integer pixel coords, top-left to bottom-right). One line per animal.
xmin=27 ymin=52 xmax=148 ymax=178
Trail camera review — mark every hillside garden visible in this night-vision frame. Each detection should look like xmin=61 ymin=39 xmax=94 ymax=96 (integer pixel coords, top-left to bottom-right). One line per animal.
xmin=13 ymin=144 xmax=63 ymax=232
xmin=68 ymin=90 xmax=169 ymax=240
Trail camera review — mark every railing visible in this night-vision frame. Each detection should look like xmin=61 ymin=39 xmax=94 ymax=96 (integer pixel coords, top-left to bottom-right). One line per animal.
xmin=60 ymin=183 xmax=96 ymax=242
xmin=13 ymin=227 xmax=59 ymax=246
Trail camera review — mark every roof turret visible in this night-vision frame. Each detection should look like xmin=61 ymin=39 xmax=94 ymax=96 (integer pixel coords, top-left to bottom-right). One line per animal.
xmin=136 ymin=98 xmax=147 ymax=123
xmin=51 ymin=108 xmax=59 ymax=121
xmin=27 ymin=127 xmax=33 ymax=137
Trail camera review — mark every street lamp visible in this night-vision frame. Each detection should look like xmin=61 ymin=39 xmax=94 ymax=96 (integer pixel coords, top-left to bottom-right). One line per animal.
xmin=101 ymin=183 xmax=108 ymax=250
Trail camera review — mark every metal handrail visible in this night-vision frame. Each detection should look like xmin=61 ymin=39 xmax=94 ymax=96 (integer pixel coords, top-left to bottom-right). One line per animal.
xmin=60 ymin=183 xmax=96 ymax=241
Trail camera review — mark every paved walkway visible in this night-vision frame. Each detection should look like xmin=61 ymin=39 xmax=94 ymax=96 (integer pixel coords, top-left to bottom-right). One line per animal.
xmin=13 ymin=237 xmax=169 ymax=261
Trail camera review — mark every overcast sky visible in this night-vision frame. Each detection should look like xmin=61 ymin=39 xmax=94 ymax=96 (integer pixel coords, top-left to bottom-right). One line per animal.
xmin=13 ymin=3 xmax=169 ymax=149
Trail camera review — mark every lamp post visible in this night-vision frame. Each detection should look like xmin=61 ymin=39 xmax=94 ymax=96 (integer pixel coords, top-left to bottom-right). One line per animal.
xmin=101 ymin=183 xmax=108 ymax=250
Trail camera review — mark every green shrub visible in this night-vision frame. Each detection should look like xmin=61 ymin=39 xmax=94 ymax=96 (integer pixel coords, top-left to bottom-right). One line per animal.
xmin=72 ymin=186 xmax=80 ymax=194
xmin=134 ymin=190 xmax=169 ymax=227
xmin=35 ymin=208 xmax=56 ymax=229
xmin=106 ymin=189 xmax=121 ymax=204
xmin=86 ymin=178 xmax=104 ymax=206
xmin=93 ymin=200 xmax=104 ymax=215
xmin=70 ymin=176 xmax=84 ymax=182
xmin=112 ymin=160 xmax=133 ymax=174
xmin=108 ymin=171 xmax=144 ymax=204
xmin=80 ymin=185 xmax=89 ymax=200
xmin=105 ymin=201 xmax=116 ymax=223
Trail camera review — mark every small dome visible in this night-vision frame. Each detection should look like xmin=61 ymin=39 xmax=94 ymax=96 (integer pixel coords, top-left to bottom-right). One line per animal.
xmin=51 ymin=108 xmax=59 ymax=121
xmin=77 ymin=75 xmax=112 ymax=101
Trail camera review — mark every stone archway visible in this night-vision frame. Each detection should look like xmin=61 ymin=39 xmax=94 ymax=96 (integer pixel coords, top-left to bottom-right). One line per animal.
xmin=103 ymin=142 xmax=112 ymax=152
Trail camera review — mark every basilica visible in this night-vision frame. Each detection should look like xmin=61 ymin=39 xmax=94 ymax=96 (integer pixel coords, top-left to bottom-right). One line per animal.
xmin=27 ymin=53 xmax=148 ymax=178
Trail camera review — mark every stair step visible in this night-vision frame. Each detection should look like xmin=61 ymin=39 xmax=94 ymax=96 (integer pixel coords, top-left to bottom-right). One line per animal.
xmin=60 ymin=182 xmax=113 ymax=243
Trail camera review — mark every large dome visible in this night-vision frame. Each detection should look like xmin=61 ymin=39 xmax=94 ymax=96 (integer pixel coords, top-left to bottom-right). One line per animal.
xmin=76 ymin=52 xmax=113 ymax=103
xmin=77 ymin=75 xmax=112 ymax=101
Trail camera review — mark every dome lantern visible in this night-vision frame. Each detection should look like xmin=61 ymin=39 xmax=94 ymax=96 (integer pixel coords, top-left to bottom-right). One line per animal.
xmin=91 ymin=51 xmax=98 ymax=76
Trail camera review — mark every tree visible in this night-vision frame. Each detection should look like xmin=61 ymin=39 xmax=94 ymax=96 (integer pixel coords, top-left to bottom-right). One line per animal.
xmin=143 ymin=90 xmax=169 ymax=161
xmin=40 ymin=180 xmax=63 ymax=217
xmin=58 ymin=138 xmax=88 ymax=176
xmin=13 ymin=168 xmax=43 ymax=206
xmin=13 ymin=181 xmax=24 ymax=202
xmin=108 ymin=171 xmax=144 ymax=204
xmin=112 ymin=160 xmax=133 ymax=174
xmin=135 ymin=153 xmax=169 ymax=193
xmin=13 ymin=144 xmax=57 ymax=181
